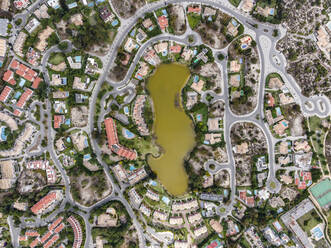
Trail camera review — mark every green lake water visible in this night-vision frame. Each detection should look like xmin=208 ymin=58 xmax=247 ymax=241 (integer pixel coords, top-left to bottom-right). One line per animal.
xmin=147 ymin=64 xmax=195 ymax=196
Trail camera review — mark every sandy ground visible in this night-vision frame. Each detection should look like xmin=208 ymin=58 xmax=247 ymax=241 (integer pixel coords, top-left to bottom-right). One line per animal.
xmin=111 ymin=0 xmax=145 ymax=19
xmin=169 ymin=5 xmax=186 ymax=35
xmin=71 ymin=106 xmax=89 ymax=127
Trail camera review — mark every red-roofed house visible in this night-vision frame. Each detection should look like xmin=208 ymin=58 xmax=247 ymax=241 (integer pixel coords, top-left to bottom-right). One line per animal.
xmin=54 ymin=223 xmax=65 ymax=233
xmin=32 ymin=77 xmax=42 ymax=89
xmin=24 ymin=73 xmax=34 ymax=82
xmin=104 ymin=118 xmax=137 ymax=160
xmin=13 ymin=109 xmax=22 ymax=117
xmin=16 ymin=69 xmax=25 ymax=77
xmin=10 ymin=60 xmax=19 ymax=70
xmin=27 ymin=69 xmax=37 ymax=78
xmin=157 ymin=16 xmax=168 ymax=30
xmin=43 ymin=234 xmax=59 ymax=248
xmin=9 ymin=78 xmax=16 ymax=85
xmin=30 ymin=238 xmax=39 ymax=248
xmin=49 ymin=217 xmax=63 ymax=231
xmin=26 ymin=231 xmax=40 ymax=237
xmin=16 ymin=88 xmax=33 ymax=108
xmin=267 ymin=93 xmax=275 ymax=107
xmin=30 ymin=191 xmax=58 ymax=215
xmin=104 ymin=118 xmax=119 ymax=146
xmin=54 ymin=115 xmax=64 ymax=129
xmin=188 ymin=6 xmax=201 ymax=14
xmin=19 ymin=236 xmax=28 ymax=242
xmin=19 ymin=63 xmax=29 ymax=72
xmin=0 ymin=86 xmax=13 ymax=102
xmin=67 ymin=216 xmax=83 ymax=248
xmin=40 ymin=231 xmax=52 ymax=244
xmin=3 ymin=70 xmax=13 ymax=83
xmin=170 ymin=45 xmax=181 ymax=54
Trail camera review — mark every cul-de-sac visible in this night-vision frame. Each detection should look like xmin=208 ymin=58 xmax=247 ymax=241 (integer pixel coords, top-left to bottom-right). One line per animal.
xmin=0 ymin=0 xmax=330 ymax=247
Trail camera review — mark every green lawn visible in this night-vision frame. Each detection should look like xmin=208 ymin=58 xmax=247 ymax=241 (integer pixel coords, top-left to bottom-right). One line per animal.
xmin=297 ymin=209 xmax=322 ymax=234
xmin=229 ymin=0 xmax=241 ymax=7
xmin=49 ymin=53 xmax=65 ymax=65
xmin=309 ymin=116 xmax=329 ymax=174
xmin=187 ymin=13 xmax=201 ymax=29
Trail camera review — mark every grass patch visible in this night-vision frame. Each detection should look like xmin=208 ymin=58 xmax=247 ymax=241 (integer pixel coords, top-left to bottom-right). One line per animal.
xmin=229 ymin=0 xmax=241 ymax=7
xmin=187 ymin=13 xmax=201 ymax=29
xmin=297 ymin=209 xmax=322 ymax=234
xmin=49 ymin=53 xmax=65 ymax=65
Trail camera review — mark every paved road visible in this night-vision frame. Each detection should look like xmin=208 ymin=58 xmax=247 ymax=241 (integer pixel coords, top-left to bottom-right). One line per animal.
xmin=6 ymin=0 xmax=331 ymax=247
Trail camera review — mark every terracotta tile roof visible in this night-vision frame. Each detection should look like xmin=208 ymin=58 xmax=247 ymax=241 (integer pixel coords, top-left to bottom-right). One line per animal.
xmin=9 ymin=78 xmax=16 ymax=85
xmin=188 ymin=7 xmax=201 ymax=13
xmin=40 ymin=231 xmax=52 ymax=244
xmin=104 ymin=117 xmax=137 ymax=160
xmin=0 ymin=86 xmax=12 ymax=102
xmin=30 ymin=192 xmax=57 ymax=215
xmin=32 ymin=77 xmax=42 ymax=89
xmin=24 ymin=73 xmax=34 ymax=82
xmin=26 ymin=231 xmax=40 ymax=237
xmin=49 ymin=216 xmax=63 ymax=231
xmin=157 ymin=16 xmax=168 ymax=30
xmin=19 ymin=63 xmax=29 ymax=72
xmin=170 ymin=45 xmax=181 ymax=53
xmin=67 ymin=216 xmax=82 ymax=248
xmin=13 ymin=109 xmax=22 ymax=117
xmin=30 ymin=238 xmax=39 ymax=248
xmin=16 ymin=69 xmax=25 ymax=77
xmin=3 ymin=70 xmax=13 ymax=82
xmin=43 ymin=234 xmax=59 ymax=248
xmin=16 ymin=88 xmax=33 ymax=108
xmin=53 ymin=115 xmax=64 ymax=129
xmin=104 ymin=118 xmax=119 ymax=146
xmin=54 ymin=223 xmax=65 ymax=233
xmin=10 ymin=60 xmax=19 ymax=70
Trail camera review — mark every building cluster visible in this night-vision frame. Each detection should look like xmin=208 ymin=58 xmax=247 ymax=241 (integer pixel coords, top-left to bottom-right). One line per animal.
xmin=104 ymin=117 xmax=137 ymax=160
xmin=132 ymin=95 xmax=149 ymax=136
xmin=265 ymin=76 xmax=295 ymax=136
xmin=67 ymin=216 xmax=83 ymax=248
xmin=1 ymin=59 xmax=42 ymax=117
xmin=24 ymin=216 xmax=65 ymax=248
xmin=113 ymin=164 xmax=147 ymax=186
xmin=30 ymin=190 xmax=62 ymax=215
xmin=26 ymin=160 xmax=57 ymax=184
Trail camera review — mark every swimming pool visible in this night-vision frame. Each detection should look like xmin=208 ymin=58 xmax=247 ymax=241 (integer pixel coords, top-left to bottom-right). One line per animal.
xmin=84 ymin=154 xmax=91 ymax=160
xmin=75 ymin=56 xmax=82 ymax=63
xmin=196 ymin=114 xmax=202 ymax=122
xmin=276 ymin=107 xmax=282 ymax=116
xmin=162 ymin=196 xmax=170 ymax=205
xmin=162 ymin=50 xmax=168 ymax=56
xmin=0 ymin=126 xmax=7 ymax=141
xmin=162 ymin=9 xmax=168 ymax=16
xmin=19 ymin=78 xmax=26 ymax=87
xmin=241 ymin=44 xmax=248 ymax=49
xmin=269 ymin=8 xmax=275 ymax=15
xmin=65 ymin=119 xmax=71 ymax=125
xmin=14 ymin=92 xmax=22 ymax=99
xmin=311 ymin=226 xmax=323 ymax=240
xmin=66 ymin=137 xmax=71 ymax=142
xmin=124 ymin=106 xmax=129 ymax=115
xmin=123 ymin=128 xmax=135 ymax=139
xmin=130 ymin=29 xmax=136 ymax=37
xmin=282 ymin=121 xmax=288 ymax=127
xmin=112 ymin=19 xmax=119 ymax=27
xmin=149 ymin=180 xmax=157 ymax=186
xmin=193 ymin=75 xmax=199 ymax=83
xmin=84 ymin=138 xmax=89 ymax=147
xmin=129 ymin=164 xmax=136 ymax=171
xmin=231 ymin=19 xmax=238 ymax=26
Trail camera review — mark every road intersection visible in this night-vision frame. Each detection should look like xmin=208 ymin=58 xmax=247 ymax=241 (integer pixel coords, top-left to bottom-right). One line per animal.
xmin=6 ymin=0 xmax=331 ymax=247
